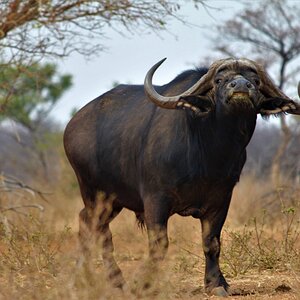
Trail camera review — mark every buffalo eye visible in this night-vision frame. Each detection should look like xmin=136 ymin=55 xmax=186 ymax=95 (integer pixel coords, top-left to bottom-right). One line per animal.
xmin=215 ymin=78 xmax=222 ymax=85
xmin=253 ymin=78 xmax=260 ymax=86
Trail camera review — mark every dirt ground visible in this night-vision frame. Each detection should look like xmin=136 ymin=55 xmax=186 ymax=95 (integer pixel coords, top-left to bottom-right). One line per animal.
xmin=119 ymin=258 xmax=299 ymax=299
xmin=114 ymin=217 xmax=299 ymax=300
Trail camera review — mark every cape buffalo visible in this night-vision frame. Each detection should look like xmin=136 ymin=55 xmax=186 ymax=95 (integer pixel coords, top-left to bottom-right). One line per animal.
xmin=64 ymin=58 xmax=300 ymax=296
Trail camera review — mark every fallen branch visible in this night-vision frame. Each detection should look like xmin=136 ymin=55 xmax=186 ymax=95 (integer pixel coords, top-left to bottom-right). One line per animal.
xmin=0 ymin=174 xmax=51 ymax=202
xmin=0 ymin=204 xmax=44 ymax=214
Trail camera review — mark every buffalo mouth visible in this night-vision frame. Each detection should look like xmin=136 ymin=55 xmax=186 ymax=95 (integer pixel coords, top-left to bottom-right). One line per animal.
xmin=229 ymin=92 xmax=251 ymax=101
xmin=226 ymin=91 xmax=255 ymax=109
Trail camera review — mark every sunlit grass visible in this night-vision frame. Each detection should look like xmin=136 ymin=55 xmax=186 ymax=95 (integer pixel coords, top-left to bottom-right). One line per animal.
xmin=0 ymin=174 xmax=299 ymax=299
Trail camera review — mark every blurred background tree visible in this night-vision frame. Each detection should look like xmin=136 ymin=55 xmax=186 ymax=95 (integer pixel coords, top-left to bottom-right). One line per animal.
xmin=0 ymin=0 xmax=174 ymax=112
xmin=0 ymin=63 xmax=72 ymax=131
xmin=0 ymin=0 xmax=206 ymax=62
xmin=0 ymin=0 xmax=207 ymax=188
xmin=210 ymin=0 xmax=300 ymax=186
xmin=0 ymin=0 xmax=207 ymax=114
xmin=0 ymin=62 xmax=72 ymax=183
xmin=0 ymin=0 xmax=299 ymax=192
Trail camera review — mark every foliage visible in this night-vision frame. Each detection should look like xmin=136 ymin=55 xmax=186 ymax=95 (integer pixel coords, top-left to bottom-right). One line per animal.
xmin=0 ymin=63 xmax=72 ymax=129
xmin=0 ymin=0 xmax=207 ymax=116
xmin=222 ymin=178 xmax=300 ymax=279
xmin=0 ymin=0 xmax=207 ymax=63
xmin=222 ymin=206 xmax=300 ymax=277
xmin=0 ymin=63 xmax=71 ymax=184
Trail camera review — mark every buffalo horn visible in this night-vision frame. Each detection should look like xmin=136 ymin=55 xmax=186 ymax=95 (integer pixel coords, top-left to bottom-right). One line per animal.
xmin=291 ymin=81 xmax=300 ymax=115
xmin=144 ymin=58 xmax=216 ymax=109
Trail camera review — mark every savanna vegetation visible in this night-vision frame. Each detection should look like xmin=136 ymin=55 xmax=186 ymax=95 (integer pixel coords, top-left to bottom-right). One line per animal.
xmin=1 ymin=166 xmax=300 ymax=299
xmin=1 ymin=0 xmax=300 ymax=299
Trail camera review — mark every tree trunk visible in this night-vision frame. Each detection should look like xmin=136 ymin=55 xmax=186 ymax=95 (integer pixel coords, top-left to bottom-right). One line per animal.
xmin=270 ymin=115 xmax=291 ymax=187
xmin=270 ymin=58 xmax=291 ymax=187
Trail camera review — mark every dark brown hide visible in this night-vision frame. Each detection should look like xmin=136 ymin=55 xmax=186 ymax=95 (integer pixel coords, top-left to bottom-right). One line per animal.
xmin=64 ymin=57 xmax=300 ymax=296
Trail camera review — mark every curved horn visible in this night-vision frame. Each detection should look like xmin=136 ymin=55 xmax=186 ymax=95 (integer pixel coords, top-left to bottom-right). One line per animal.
xmin=144 ymin=58 xmax=178 ymax=109
xmin=253 ymin=62 xmax=293 ymax=101
xmin=144 ymin=58 xmax=222 ymax=109
xmin=288 ymin=81 xmax=300 ymax=115
xmin=290 ymin=81 xmax=300 ymax=115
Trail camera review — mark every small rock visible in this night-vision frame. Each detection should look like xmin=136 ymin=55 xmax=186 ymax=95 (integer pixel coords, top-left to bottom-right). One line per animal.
xmin=275 ymin=283 xmax=291 ymax=293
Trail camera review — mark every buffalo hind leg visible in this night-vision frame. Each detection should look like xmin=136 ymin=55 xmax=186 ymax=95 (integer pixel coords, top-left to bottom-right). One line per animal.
xmin=201 ymin=211 xmax=229 ymax=297
xmin=78 ymin=190 xmax=125 ymax=288
xmin=100 ymin=221 xmax=125 ymax=288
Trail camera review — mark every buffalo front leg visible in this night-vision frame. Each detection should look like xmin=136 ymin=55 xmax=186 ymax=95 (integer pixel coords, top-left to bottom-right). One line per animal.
xmin=147 ymin=220 xmax=169 ymax=262
xmin=201 ymin=211 xmax=229 ymax=297
xmin=99 ymin=222 xmax=125 ymax=288
xmin=133 ymin=194 xmax=170 ymax=293
xmin=144 ymin=195 xmax=170 ymax=262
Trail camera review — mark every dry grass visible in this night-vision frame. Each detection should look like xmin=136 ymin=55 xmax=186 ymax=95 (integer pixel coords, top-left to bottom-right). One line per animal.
xmin=0 ymin=173 xmax=300 ymax=299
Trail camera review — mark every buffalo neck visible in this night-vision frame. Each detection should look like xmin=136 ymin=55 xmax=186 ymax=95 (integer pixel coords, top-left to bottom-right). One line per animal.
xmin=186 ymin=108 xmax=257 ymax=179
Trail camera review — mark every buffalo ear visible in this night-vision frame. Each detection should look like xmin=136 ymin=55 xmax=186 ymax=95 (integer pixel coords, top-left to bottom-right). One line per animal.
xmin=259 ymin=97 xmax=298 ymax=117
xmin=177 ymin=95 xmax=213 ymax=117
xmin=290 ymin=102 xmax=300 ymax=115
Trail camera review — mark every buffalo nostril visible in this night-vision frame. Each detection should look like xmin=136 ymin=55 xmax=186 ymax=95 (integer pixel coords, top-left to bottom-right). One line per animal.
xmin=246 ymin=82 xmax=253 ymax=89
xmin=230 ymin=81 xmax=236 ymax=88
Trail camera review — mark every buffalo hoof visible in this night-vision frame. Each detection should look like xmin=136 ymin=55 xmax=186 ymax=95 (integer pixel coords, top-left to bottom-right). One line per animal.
xmin=210 ymin=286 xmax=229 ymax=297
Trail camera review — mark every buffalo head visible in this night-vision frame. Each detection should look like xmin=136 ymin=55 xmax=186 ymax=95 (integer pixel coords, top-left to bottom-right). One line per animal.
xmin=144 ymin=58 xmax=300 ymax=117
